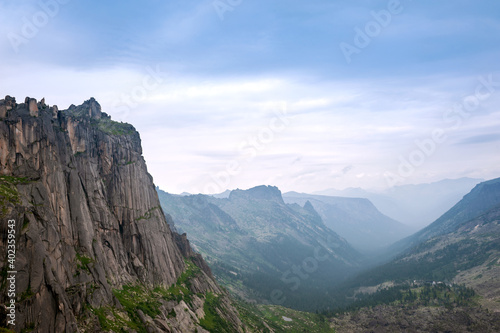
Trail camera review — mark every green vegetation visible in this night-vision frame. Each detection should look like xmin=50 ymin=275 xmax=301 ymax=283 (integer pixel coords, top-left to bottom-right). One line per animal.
xmin=154 ymin=258 xmax=203 ymax=304
xmin=327 ymin=283 xmax=477 ymax=316
xmin=19 ymin=283 xmax=35 ymax=301
xmin=91 ymin=258 xmax=211 ymax=332
xmin=0 ymin=328 xmax=15 ymax=333
xmin=113 ymin=284 xmax=162 ymax=318
xmin=0 ymin=175 xmax=30 ymax=217
xmin=91 ymin=305 xmax=145 ymax=333
xmin=330 ymin=301 xmax=500 ymax=333
xmin=135 ymin=206 xmax=161 ymax=221
xmin=93 ymin=284 xmax=163 ymax=333
xmin=22 ymin=216 xmax=30 ymax=231
xmin=237 ymin=300 xmax=334 ymax=333
xmin=341 ymin=237 xmax=498 ymax=300
xmin=75 ymin=253 xmax=95 ymax=275
xmin=93 ymin=118 xmax=135 ymax=136
xmin=199 ymin=292 xmax=234 ymax=332
xmin=66 ymin=103 xmax=134 ymax=136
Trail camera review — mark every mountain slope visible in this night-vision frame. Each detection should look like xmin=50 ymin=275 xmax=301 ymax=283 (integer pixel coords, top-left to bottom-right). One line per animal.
xmin=329 ymin=203 xmax=500 ymax=328
xmin=283 ymin=192 xmax=413 ymax=252
xmin=0 ymin=96 xmax=244 ymax=332
xmin=392 ymin=177 xmax=500 ymax=253
xmin=158 ymin=185 xmax=362 ymax=311
xmin=335 ymin=178 xmax=500 ymax=313
xmin=316 ymin=178 xmax=482 ymax=227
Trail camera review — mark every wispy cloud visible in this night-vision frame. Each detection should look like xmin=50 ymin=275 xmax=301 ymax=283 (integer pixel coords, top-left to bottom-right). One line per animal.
xmin=456 ymin=134 xmax=500 ymax=145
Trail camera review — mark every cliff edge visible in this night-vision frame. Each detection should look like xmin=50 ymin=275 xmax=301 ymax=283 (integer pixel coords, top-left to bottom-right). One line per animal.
xmin=0 ymin=96 xmax=244 ymax=332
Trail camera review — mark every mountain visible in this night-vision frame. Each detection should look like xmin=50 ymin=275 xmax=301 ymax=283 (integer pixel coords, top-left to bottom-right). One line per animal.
xmin=321 ymin=178 xmax=500 ymax=331
xmin=0 ymin=96 xmax=245 ymax=332
xmin=336 ymin=178 xmax=500 ymax=313
xmin=392 ymin=177 xmax=500 ymax=252
xmin=283 ymin=192 xmax=413 ymax=253
xmin=210 ymin=190 xmax=231 ymax=199
xmin=157 ymin=185 xmax=363 ymax=311
xmin=316 ymin=178 xmax=483 ymax=228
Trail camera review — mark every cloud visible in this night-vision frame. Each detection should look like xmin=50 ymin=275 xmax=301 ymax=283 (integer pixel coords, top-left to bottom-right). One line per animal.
xmin=1 ymin=0 xmax=499 ymax=193
xmin=456 ymin=134 xmax=500 ymax=145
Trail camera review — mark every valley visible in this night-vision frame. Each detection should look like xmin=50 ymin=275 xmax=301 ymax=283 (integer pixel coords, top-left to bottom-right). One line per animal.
xmin=2 ymin=0 xmax=499 ymax=331
xmin=1 ymin=96 xmax=499 ymax=332
xmin=159 ymin=178 xmax=500 ymax=332
xmin=157 ymin=186 xmax=362 ymax=311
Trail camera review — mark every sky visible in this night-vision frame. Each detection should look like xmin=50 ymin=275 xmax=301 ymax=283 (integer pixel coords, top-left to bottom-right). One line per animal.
xmin=1 ymin=0 xmax=500 ymax=194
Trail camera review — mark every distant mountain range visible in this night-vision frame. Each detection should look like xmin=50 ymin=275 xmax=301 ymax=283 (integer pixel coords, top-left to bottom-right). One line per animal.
xmin=158 ymin=185 xmax=362 ymax=311
xmin=315 ymin=177 xmax=483 ymax=228
xmin=282 ymin=192 xmax=414 ymax=253
xmin=338 ymin=177 xmax=500 ymax=313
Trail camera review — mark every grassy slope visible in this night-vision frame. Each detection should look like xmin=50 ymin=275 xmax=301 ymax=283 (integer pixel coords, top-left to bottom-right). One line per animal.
xmin=80 ymin=259 xmax=237 ymax=333
xmin=237 ymin=300 xmax=334 ymax=333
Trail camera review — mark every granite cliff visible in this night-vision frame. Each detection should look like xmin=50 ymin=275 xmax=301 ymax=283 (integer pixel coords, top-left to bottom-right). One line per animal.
xmin=0 ymin=96 xmax=244 ymax=332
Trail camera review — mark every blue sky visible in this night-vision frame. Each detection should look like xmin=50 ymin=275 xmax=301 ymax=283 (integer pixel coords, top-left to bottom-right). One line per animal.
xmin=1 ymin=0 xmax=500 ymax=194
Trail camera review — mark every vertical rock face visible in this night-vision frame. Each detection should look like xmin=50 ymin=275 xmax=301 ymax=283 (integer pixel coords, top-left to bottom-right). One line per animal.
xmin=25 ymin=97 xmax=39 ymax=117
xmin=0 ymin=97 xmax=244 ymax=332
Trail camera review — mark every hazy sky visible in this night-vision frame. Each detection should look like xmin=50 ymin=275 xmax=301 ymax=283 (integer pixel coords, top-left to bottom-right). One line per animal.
xmin=1 ymin=0 xmax=500 ymax=194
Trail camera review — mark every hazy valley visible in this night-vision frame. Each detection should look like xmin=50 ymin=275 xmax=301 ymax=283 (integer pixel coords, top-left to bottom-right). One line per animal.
xmin=157 ymin=186 xmax=362 ymax=311
xmin=1 ymin=97 xmax=499 ymax=332
xmin=4 ymin=0 xmax=500 ymax=331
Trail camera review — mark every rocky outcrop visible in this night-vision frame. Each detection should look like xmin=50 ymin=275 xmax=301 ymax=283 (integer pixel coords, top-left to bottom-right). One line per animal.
xmin=173 ymin=232 xmax=212 ymax=276
xmin=25 ymin=97 xmax=39 ymax=117
xmin=0 ymin=96 xmax=15 ymax=118
xmin=0 ymin=96 xmax=245 ymax=332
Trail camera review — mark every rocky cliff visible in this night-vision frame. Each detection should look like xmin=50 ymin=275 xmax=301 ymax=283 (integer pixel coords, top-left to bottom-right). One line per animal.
xmin=0 ymin=96 xmax=244 ymax=332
